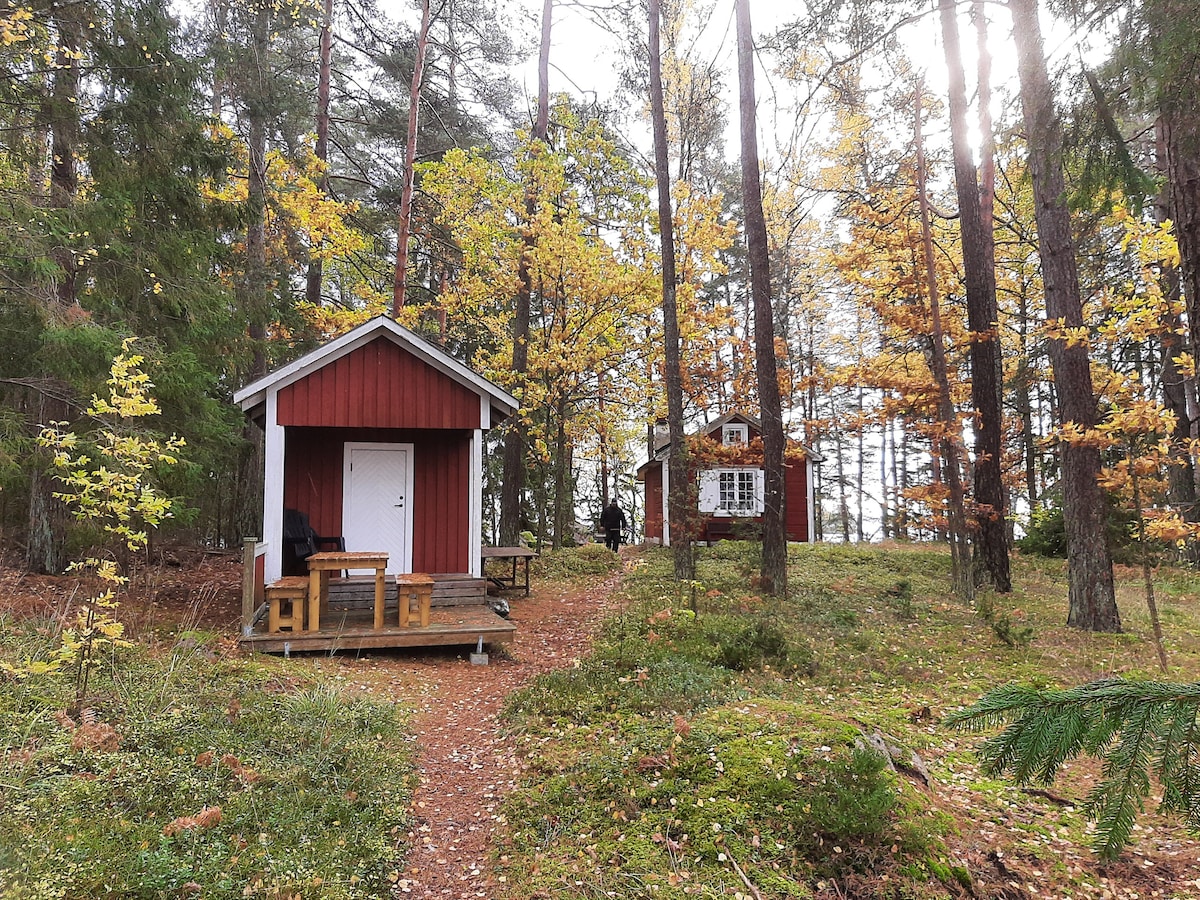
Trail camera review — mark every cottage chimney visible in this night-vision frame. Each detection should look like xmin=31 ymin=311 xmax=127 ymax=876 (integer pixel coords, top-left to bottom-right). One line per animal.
xmin=653 ymin=418 xmax=669 ymax=453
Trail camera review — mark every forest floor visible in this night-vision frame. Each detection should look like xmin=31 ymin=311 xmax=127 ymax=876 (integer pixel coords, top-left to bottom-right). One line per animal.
xmin=0 ymin=546 xmax=626 ymax=899
xmin=4 ymin=545 xmax=1200 ymax=899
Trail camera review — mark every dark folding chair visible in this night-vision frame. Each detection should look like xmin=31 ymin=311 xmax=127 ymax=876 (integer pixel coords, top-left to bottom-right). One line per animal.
xmin=282 ymin=508 xmax=346 ymax=576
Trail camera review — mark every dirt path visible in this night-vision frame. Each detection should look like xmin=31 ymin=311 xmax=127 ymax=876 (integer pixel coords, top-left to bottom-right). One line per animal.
xmin=329 ymin=570 xmax=623 ymax=898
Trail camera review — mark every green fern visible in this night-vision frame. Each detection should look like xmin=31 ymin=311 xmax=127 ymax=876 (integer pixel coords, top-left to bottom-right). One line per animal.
xmin=948 ymin=678 xmax=1200 ymax=859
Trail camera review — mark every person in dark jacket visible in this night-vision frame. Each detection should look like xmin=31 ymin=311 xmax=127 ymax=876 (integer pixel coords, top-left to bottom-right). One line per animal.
xmin=599 ymin=499 xmax=627 ymax=552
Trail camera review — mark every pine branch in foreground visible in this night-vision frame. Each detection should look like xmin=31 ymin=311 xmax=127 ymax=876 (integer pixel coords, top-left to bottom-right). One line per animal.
xmin=947 ymin=678 xmax=1200 ymax=858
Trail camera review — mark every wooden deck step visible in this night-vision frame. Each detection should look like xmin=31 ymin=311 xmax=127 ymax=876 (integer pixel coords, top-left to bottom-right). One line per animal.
xmin=239 ymin=604 xmax=514 ymax=654
xmin=327 ymin=574 xmax=487 ymax=607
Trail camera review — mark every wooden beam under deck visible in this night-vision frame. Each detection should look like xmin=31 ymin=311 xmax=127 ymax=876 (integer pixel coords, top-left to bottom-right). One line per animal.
xmin=240 ymin=604 xmax=514 ymax=654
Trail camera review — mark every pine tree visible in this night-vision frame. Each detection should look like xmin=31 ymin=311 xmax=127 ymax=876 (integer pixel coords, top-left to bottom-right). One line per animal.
xmin=950 ymin=678 xmax=1200 ymax=859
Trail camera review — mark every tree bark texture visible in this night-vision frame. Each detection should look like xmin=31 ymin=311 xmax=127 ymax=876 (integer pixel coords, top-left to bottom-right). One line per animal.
xmin=649 ymin=0 xmax=694 ymax=581
xmin=24 ymin=386 xmax=71 ymax=574
xmin=305 ymin=0 xmax=334 ymax=308
xmin=1010 ymin=0 xmax=1119 ymax=631
xmin=734 ymin=0 xmax=787 ymax=596
xmin=49 ymin=3 xmax=81 ymax=305
xmin=939 ymin=0 xmax=1010 ymax=592
xmin=392 ymin=0 xmax=431 ymax=314
xmin=499 ymin=0 xmax=552 ymax=546
xmin=915 ymin=86 xmax=973 ymax=600
xmin=241 ymin=2 xmax=271 ymax=380
xmin=1160 ymin=93 xmax=1200 ymax=453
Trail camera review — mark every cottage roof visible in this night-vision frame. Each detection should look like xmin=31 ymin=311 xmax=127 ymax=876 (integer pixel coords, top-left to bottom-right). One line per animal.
xmin=233 ymin=316 xmax=518 ymax=423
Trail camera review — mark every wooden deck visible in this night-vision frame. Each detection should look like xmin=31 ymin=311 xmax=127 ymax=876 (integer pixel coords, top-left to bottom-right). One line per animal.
xmin=239 ymin=568 xmax=514 ymax=654
xmin=240 ymin=603 xmax=514 ymax=653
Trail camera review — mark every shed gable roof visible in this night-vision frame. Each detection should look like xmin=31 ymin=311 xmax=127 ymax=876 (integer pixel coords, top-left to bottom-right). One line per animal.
xmin=233 ymin=316 xmax=518 ymax=425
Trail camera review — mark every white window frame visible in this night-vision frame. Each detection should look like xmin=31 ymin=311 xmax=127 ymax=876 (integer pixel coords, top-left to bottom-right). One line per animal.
xmin=722 ymin=423 xmax=748 ymax=446
xmin=698 ymin=467 xmax=763 ymax=516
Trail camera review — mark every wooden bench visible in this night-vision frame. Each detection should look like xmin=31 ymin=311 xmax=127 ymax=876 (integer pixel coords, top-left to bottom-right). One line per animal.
xmin=396 ymin=573 xmax=434 ymax=628
xmin=266 ymin=576 xmax=309 ymax=633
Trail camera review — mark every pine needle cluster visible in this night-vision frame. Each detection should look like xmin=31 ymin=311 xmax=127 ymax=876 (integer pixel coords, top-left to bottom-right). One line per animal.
xmin=948 ymin=678 xmax=1200 ymax=859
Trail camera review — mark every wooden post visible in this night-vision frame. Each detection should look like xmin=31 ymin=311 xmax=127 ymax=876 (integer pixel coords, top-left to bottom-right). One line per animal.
xmin=241 ymin=537 xmax=257 ymax=637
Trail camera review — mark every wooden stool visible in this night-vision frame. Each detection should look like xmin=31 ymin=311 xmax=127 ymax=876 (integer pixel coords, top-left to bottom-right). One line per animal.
xmin=266 ymin=576 xmax=308 ymax=633
xmin=396 ymin=573 xmax=433 ymax=628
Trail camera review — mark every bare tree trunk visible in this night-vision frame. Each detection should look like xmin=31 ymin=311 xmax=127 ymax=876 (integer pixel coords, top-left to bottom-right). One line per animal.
xmin=241 ymin=3 xmax=272 ymax=379
xmin=392 ymin=0 xmax=431 ymax=314
xmin=499 ymin=0 xmax=552 ymax=546
xmin=209 ymin=0 xmax=228 ymax=118
xmin=734 ymin=0 xmax=786 ymax=595
xmin=880 ymin=405 xmax=890 ymax=539
xmin=49 ymin=4 xmax=81 ymax=306
xmin=915 ymin=85 xmax=972 ymax=600
xmin=649 ymin=0 xmax=694 ymax=581
xmin=856 ymin=385 xmax=865 ymax=542
xmin=306 ymin=0 xmax=334 ymax=308
xmin=837 ymin=430 xmax=850 ymax=542
xmin=552 ymin=397 xmax=568 ymax=549
xmin=25 ymin=386 xmax=71 ymax=574
xmin=1010 ymin=0 xmax=1119 ymax=631
xmin=941 ymin=0 xmax=1010 ymax=591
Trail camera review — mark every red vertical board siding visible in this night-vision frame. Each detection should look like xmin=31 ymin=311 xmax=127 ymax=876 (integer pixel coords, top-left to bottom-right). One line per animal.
xmin=785 ymin=460 xmax=809 ymax=542
xmin=284 ymin=427 xmax=470 ymax=573
xmin=283 ymin=428 xmax=343 ymax=539
xmin=411 ymin=431 xmax=469 ymax=572
xmin=643 ymin=463 xmax=663 ymax=541
xmin=277 ymin=337 xmax=481 ymax=429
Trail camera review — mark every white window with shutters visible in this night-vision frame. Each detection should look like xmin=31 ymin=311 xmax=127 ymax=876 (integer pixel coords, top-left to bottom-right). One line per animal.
xmin=697 ymin=467 xmax=763 ymax=516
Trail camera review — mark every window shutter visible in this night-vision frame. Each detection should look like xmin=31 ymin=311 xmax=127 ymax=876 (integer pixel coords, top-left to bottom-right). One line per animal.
xmin=755 ymin=468 xmax=766 ymax=514
xmin=698 ymin=469 xmax=721 ymax=513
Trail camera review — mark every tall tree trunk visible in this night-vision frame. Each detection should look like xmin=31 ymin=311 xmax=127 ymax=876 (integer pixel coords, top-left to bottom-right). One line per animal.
xmin=1015 ymin=292 xmax=1040 ymax=507
xmin=649 ymin=0 xmax=693 ymax=581
xmin=940 ymin=0 xmax=1010 ymax=591
xmin=880 ymin=406 xmax=891 ymax=539
xmin=1158 ymin=22 xmax=1200 ymax=390
xmin=915 ymin=84 xmax=972 ymax=599
xmin=25 ymin=387 xmax=70 ymax=574
xmin=306 ymin=0 xmax=334 ymax=308
xmin=1155 ymin=2 xmax=1200 ymax=557
xmin=499 ymin=0 xmax=552 ymax=546
xmin=973 ymin=0 xmax=996 ymax=249
xmin=1155 ymin=120 xmax=1198 ymax=535
xmin=735 ymin=0 xmax=787 ymax=595
xmin=552 ymin=397 xmax=568 ymax=549
xmin=243 ymin=2 xmax=271 ymax=379
xmin=1010 ymin=0 xmax=1119 ymax=631
xmin=392 ymin=0 xmax=431 ymax=314
xmin=27 ymin=7 xmax=83 ymax=570
xmin=836 ymin=430 xmax=850 ymax=542
xmin=49 ymin=3 xmax=81 ymax=305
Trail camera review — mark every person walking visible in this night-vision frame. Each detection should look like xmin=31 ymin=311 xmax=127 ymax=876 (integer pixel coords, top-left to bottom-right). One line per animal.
xmin=599 ymin=498 xmax=627 ymax=552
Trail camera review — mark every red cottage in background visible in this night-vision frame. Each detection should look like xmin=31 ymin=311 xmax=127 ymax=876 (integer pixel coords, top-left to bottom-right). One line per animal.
xmin=234 ymin=316 xmax=517 ymax=584
xmin=637 ymin=412 xmax=819 ymax=546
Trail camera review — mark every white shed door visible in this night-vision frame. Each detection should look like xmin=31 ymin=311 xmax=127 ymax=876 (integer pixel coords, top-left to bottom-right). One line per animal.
xmin=343 ymin=442 xmax=413 ymax=574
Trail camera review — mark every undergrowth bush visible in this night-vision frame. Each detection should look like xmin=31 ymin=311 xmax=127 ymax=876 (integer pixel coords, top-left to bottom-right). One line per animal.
xmin=0 ymin=628 xmax=412 ymax=899
xmin=533 ymin=543 xmax=623 ymax=579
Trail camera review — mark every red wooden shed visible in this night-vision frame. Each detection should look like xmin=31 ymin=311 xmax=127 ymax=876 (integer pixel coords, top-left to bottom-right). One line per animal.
xmin=234 ymin=316 xmax=518 ymax=587
xmin=637 ymin=411 xmax=819 ymax=546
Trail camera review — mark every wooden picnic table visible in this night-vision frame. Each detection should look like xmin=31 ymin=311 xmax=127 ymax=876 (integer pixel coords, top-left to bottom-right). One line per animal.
xmin=481 ymin=546 xmax=536 ymax=597
xmin=307 ymin=551 xmax=388 ymax=631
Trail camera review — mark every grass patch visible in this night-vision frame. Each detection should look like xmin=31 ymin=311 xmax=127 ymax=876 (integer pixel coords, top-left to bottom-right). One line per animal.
xmin=498 ymin=541 xmax=1200 ymax=899
xmin=0 ymin=625 xmax=412 ymax=899
xmin=532 ymin=542 xmax=623 ymax=579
